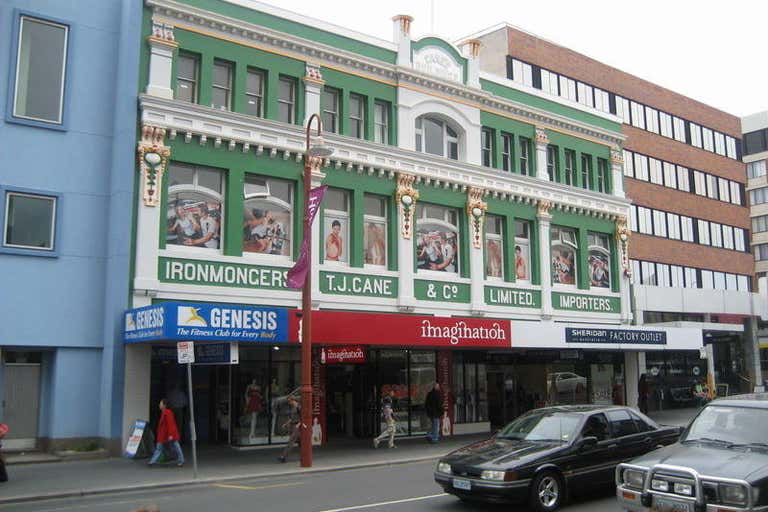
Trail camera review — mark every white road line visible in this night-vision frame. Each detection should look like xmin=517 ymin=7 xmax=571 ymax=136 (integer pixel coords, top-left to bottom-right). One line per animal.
xmin=314 ymin=493 xmax=449 ymax=512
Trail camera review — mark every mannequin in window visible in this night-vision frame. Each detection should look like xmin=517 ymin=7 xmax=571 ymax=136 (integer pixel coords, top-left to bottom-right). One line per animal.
xmin=245 ymin=381 xmax=264 ymax=441
xmin=325 ymin=220 xmax=343 ymax=261
xmin=515 ymin=245 xmax=527 ymax=280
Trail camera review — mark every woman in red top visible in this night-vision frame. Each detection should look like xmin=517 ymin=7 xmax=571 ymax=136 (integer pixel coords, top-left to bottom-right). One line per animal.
xmin=148 ymin=398 xmax=184 ymax=466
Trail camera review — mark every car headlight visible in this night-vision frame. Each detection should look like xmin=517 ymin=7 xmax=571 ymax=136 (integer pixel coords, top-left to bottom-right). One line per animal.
xmin=623 ymin=469 xmax=646 ymax=489
xmin=673 ymin=483 xmax=693 ymax=496
xmin=651 ymin=479 xmax=669 ymax=492
xmin=720 ymin=483 xmax=748 ymax=505
xmin=480 ymin=470 xmax=507 ymax=481
xmin=437 ymin=462 xmax=452 ymax=474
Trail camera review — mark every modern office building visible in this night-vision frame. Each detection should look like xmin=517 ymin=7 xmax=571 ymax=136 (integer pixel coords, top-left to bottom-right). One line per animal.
xmin=741 ymin=111 xmax=768 ymax=384
xmin=0 ymin=0 xmax=140 ymax=452
xmin=124 ymin=0 xmax=707 ymax=449
xmin=470 ymin=24 xmax=762 ymax=409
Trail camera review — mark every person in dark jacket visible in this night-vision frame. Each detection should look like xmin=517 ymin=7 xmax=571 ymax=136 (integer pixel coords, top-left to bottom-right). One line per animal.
xmin=148 ymin=398 xmax=184 ymax=467
xmin=638 ymin=374 xmax=649 ymax=415
xmin=425 ymin=383 xmax=443 ymax=443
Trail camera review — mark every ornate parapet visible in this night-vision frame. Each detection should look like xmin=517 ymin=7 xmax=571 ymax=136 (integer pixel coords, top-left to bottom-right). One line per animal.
xmin=395 ymin=173 xmax=420 ymax=239
xmin=466 ymin=187 xmax=487 ymax=249
xmin=615 ymin=215 xmax=631 ymax=278
xmin=137 ymin=125 xmax=170 ymax=207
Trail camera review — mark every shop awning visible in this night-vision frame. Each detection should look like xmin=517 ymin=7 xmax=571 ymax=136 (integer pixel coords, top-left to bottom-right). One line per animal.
xmin=123 ymin=302 xmax=288 ymax=344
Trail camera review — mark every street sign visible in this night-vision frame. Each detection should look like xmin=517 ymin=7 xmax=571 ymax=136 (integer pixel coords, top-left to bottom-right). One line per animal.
xmin=177 ymin=341 xmax=195 ymax=364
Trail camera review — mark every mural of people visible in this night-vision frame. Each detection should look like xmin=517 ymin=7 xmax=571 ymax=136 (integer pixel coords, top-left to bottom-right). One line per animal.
xmin=416 ymin=230 xmax=458 ymax=272
xmin=486 ymin=239 xmax=502 ymax=278
xmin=552 ymin=247 xmax=576 ymax=285
xmin=167 ymin=200 xmax=221 ymax=249
xmin=515 ymin=245 xmax=528 ymax=280
xmin=589 ymin=252 xmax=610 ymax=288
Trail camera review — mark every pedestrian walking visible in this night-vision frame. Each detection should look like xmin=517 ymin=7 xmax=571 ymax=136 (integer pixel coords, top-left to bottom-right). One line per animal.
xmin=638 ymin=374 xmax=649 ymax=415
xmin=0 ymin=423 xmax=9 ymax=482
xmin=148 ymin=398 xmax=185 ymax=467
xmin=373 ymin=392 xmax=396 ymax=449
xmin=277 ymin=396 xmax=301 ymax=463
xmin=425 ymin=382 xmax=443 ymax=444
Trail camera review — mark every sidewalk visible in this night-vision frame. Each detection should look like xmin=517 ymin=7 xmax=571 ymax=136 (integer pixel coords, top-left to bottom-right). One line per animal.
xmin=0 ymin=434 xmax=487 ymax=505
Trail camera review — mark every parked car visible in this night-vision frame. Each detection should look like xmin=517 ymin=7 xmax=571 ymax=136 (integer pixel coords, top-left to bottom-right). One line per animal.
xmin=617 ymin=393 xmax=768 ymax=512
xmin=434 ymin=405 xmax=681 ymax=511
xmin=547 ymin=372 xmax=587 ymax=393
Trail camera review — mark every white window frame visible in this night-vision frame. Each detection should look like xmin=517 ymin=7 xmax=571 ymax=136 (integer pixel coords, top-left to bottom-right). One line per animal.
xmin=211 ymin=59 xmax=233 ymax=111
xmin=12 ymin=16 xmax=70 ymax=125
xmin=374 ymin=101 xmax=389 ymax=144
xmin=681 ymin=216 xmax=694 ymax=242
xmin=322 ymin=86 xmax=340 ymax=134
xmin=3 ymin=191 xmax=58 ymax=251
xmin=415 ymin=116 xmax=459 ymax=160
xmin=484 ymin=214 xmax=504 ymax=281
xmin=245 ymin=67 xmax=265 ymax=117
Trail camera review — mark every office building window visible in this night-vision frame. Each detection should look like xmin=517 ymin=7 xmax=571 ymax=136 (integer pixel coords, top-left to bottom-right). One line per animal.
xmin=645 ymin=106 xmax=659 ymax=134
xmin=634 ymin=154 xmax=649 ymax=181
xmin=374 ymin=101 xmax=389 ymax=144
xmin=176 ymin=52 xmax=199 ymax=103
xmin=757 ymin=244 xmax=768 ymax=262
xmin=211 ymin=59 xmax=232 ymax=110
xmin=349 ymin=93 xmax=365 ymax=139
xmin=751 ymin=187 xmax=768 ymax=205
xmin=690 ymin=123 xmax=702 ymax=148
xmin=322 ymin=87 xmax=340 ymax=134
xmin=519 ymin=137 xmax=531 ymax=175
xmin=681 ymin=216 xmax=694 ymax=242
xmin=277 ymin=77 xmax=296 ymax=124
xmin=663 ymin=162 xmax=677 ymax=188
xmin=547 ymin=146 xmax=558 ymax=181
xmin=667 ymin=213 xmax=680 ymax=240
xmin=649 ymin=157 xmax=663 ymax=185
xmin=673 ymin=117 xmax=686 ymax=143
xmin=698 ymin=220 xmax=710 ymax=245
xmin=245 ymin=68 xmax=265 ymax=117
xmin=659 ymin=112 xmax=673 ymax=138
xmin=748 ymin=160 xmax=767 ymax=179
xmin=3 ymin=190 xmax=57 ymax=251
xmin=754 ymin=215 xmax=768 ymax=233
xmin=630 ymin=101 xmax=646 ymax=129
xmin=12 ymin=15 xmax=69 ymax=124
xmin=510 ymin=58 xmax=533 ymax=87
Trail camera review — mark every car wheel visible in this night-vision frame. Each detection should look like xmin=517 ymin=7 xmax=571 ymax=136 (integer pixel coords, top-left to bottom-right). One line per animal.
xmin=529 ymin=470 xmax=564 ymax=512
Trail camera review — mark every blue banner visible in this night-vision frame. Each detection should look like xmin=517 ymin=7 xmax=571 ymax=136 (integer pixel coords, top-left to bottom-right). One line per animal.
xmin=123 ymin=302 xmax=288 ymax=343
xmin=565 ymin=327 xmax=667 ymax=345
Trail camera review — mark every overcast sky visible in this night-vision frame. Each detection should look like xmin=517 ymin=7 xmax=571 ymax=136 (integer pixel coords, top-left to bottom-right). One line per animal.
xmin=267 ymin=0 xmax=765 ymax=118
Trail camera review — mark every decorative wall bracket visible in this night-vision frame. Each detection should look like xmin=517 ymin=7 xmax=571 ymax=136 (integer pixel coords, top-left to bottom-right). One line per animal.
xmin=536 ymin=200 xmax=552 ymax=218
xmin=615 ymin=215 xmax=631 ymax=278
xmin=466 ymin=187 xmax=487 ymax=249
xmin=610 ymin=147 xmax=624 ymax=166
xmin=149 ymin=20 xmax=177 ymax=46
xmin=304 ymin=63 xmax=324 ymax=85
xmin=396 ymin=173 xmax=420 ymax=239
xmin=535 ymin=127 xmax=549 ymax=146
xmin=137 ymin=125 xmax=170 ymax=207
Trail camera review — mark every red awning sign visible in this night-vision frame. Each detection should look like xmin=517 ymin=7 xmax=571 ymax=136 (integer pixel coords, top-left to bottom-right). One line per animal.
xmin=320 ymin=346 xmax=367 ymax=364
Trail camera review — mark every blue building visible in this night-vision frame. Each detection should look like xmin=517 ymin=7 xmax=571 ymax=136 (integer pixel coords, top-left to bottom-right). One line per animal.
xmin=0 ymin=0 xmax=140 ymax=453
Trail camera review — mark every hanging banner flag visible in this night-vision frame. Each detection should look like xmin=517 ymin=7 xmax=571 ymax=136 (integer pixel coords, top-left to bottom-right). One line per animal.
xmin=287 ymin=185 xmax=327 ymax=289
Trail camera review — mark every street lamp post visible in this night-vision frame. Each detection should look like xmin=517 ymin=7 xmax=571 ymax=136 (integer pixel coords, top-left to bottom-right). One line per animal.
xmin=300 ymin=113 xmax=333 ymax=468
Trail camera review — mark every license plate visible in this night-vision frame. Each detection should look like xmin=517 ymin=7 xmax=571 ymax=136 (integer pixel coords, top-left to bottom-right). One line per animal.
xmin=452 ymin=478 xmax=471 ymax=491
xmin=652 ymin=496 xmax=693 ymax=512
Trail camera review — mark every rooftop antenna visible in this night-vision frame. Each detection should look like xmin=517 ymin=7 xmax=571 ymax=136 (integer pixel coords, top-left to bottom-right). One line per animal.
xmin=430 ymin=0 xmax=435 ymax=33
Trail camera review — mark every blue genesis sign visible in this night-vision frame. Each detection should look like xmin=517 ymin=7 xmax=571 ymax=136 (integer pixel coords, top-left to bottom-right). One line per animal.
xmin=124 ymin=302 xmax=288 ymax=343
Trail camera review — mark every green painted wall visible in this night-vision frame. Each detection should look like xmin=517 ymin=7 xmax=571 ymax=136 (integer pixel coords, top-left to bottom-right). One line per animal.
xmin=175 ymin=0 xmax=397 ymax=63
xmin=547 ymin=130 xmax=612 ymax=193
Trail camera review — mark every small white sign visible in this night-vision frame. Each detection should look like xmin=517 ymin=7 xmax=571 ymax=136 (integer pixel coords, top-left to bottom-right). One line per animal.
xmin=177 ymin=341 xmax=195 ymax=364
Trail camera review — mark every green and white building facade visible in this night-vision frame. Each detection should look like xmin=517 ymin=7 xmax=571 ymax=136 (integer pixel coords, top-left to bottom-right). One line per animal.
xmin=124 ymin=0 xmax=704 ymax=447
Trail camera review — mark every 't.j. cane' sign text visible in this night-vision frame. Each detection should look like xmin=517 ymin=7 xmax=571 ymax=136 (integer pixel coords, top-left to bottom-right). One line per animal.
xmin=320 ymin=346 xmax=367 ymax=364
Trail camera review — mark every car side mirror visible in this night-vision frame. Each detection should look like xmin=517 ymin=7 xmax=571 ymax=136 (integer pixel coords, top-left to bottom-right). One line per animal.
xmin=578 ymin=436 xmax=598 ymax=449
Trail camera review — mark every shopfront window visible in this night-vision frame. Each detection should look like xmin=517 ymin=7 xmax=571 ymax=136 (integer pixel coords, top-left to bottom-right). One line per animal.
xmin=644 ymin=350 xmax=708 ymax=411
xmin=379 ymin=350 xmax=408 ymax=434
xmin=364 ymin=194 xmax=387 ymax=267
xmin=588 ymin=232 xmax=611 ymax=289
xmin=166 ymin=163 xmax=224 ymax=249
xmin=415 ymin=204 xmax=459 ymax=273
xmin=551 ymin=226 xmax=577 ymax=285
xmin=453 ymin=353 xmax=488 ymax=424
xmin=515 ymin=220 xmax=531 ymax=282
xmin=242 ymin=175 xmax=293 ymax=256
xmin=324 ymin=188 xmax=349 ymax=264
xmin=410 ymin=351 xmax=436 ymax=435
xmin=485 ymin=214 xmax=504 ymax=279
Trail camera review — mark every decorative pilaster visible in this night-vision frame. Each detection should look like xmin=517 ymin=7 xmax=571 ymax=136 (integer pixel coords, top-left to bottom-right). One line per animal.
xmin=392 ymin=15 xmax=413 ymax=66
xmin=616 ymin=215 xmax=632 ymax=324
xmin=611 ymin=147 xmax=625 ymax=197
xmin=137 ymin=125 xmax=170 ymax=207
xmin=303 ymin=63 xmax=325 ymax=126
xmin=396 ymin=174 xmax=420 ymax=240
xmin=396 ymin=173 xmax=419 ymax=311
xmin=537 ymin=200 xmax=554 ymax=318
xmin=467 ymin=187 xmax=487 ymax=314
xmin=146 ymin=21 xmax=178 ymax=99
xmin=534 ymin=128 xmax=550 ymax=181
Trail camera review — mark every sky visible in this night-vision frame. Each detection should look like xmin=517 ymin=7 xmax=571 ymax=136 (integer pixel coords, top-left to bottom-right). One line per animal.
xmin=265 ymin=0 xmax=766 ymax=118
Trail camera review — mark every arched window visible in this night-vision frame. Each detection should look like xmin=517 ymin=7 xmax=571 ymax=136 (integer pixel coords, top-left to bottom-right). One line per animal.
xmin=167 ymin=162 xmax=224 ymax=250
xmin=588 ymin=232 xmax=611 ymax=289
xmin=551 ymin=226 xmax=577 ymax=286
xmin=415 ymin=116 xmax=458 ymax=160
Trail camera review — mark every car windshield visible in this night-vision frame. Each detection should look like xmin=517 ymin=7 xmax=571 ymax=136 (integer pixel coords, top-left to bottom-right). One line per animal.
xmin=497 ymin=411 xmax=581 ymax=443
xmin=683 ymin=405 xmax=768 ymax=446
